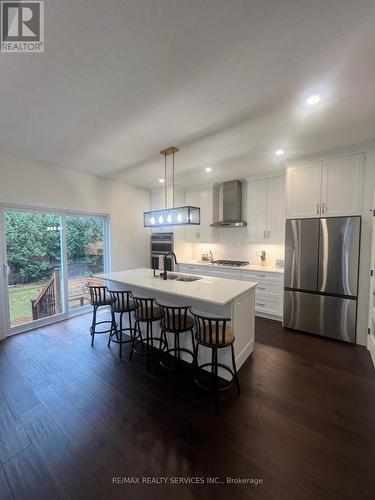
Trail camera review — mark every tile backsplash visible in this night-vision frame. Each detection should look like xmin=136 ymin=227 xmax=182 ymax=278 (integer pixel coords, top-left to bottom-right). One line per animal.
xmin=174 ymin=228 xmax=285 ymax=267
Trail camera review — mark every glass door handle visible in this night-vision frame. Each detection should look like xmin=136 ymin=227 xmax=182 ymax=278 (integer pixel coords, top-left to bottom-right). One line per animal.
xmin=3 ymin=264 xmax=9 ymax=278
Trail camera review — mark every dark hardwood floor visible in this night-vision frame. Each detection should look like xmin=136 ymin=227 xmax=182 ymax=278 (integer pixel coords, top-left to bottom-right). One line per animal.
xmin=0 ymin=313 xmax=374 ymax=499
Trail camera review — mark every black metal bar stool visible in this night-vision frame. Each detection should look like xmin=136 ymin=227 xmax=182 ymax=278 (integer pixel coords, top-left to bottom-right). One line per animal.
xmin=129 ymin=296 xmax=168 ymax=371
xmin=86 ymin=283 xmax=116 ymax=346
xmin=107 ymin=290 xmax=137 ymax=358
xmin=190 ymin=310 xmax=240 ymax=413
xmin=156 ymin=302 xmax=195 ymax=382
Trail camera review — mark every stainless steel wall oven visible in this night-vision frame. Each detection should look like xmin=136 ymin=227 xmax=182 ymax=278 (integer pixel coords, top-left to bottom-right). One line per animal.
xmin=151 ymin=233 xmax=174 ymax=271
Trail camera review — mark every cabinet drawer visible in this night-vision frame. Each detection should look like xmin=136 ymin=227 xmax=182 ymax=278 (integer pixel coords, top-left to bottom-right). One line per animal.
xmin=241 ymin=270 xmax=283 ymax=285
xmin=255 ymin=281 xmax=282 ymax=295
xmin=255 ymin=296 xmax=282 ymax=316
xmin=204 ymin=267 xmax=242 ymax=280
xmin=178 ymin=264 xmax=204 ymax=275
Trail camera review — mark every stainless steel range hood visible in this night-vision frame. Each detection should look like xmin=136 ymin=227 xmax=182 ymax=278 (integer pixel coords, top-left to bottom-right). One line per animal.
xmin=210 ymin=180 xmax=247 ymax=228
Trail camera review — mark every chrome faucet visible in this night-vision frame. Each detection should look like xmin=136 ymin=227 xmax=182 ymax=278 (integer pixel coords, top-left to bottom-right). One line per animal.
xmin=163 ymin=252 xmax=178 ymax=280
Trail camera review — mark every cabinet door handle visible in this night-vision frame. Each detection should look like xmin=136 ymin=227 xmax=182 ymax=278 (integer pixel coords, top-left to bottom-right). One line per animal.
xmin=322 ymin=202 xmax=326 ymax=214
xmin=316 ymin=203 xmax=320 ymax=215
xmin=256 ymin=302 xmax=266 ymax=307
xmin=268 ymin=230 xmax=271 ymax=238
xmin=257 ymin=286 xmax=266 ymax=290
xmin=263 ymin=230 xmax=266 ymax=238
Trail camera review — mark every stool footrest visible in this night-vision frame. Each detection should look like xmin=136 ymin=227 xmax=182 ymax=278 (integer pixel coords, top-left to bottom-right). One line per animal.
xmin=132 ymin=337 xmax=168 ymax=358
xmin=159 ymin=347 xmax=194 ymax=370
xmin=90 ymin=319 xmax=113 ymax=335
xmin=194 ymin=362 xmax=236 ymax=393
xmin=109 ymin=327 xmax=136 ymax=344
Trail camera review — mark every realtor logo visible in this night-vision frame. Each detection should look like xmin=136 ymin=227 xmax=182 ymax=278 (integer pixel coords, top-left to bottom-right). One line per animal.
xmin=1 ymin=1 xmax=44 ymax=52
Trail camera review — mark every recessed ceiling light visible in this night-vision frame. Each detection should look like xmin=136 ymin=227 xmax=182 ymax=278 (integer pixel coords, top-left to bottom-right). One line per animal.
xmin=158 ymin=178 xmax=165 ymax=183
xmin=275 ymin=149 xmax=284 ymax=156
xmin=306 ymin=94 xmax=321 ymax=105
xmin=205 ymin=166 xmax=212 ymax=172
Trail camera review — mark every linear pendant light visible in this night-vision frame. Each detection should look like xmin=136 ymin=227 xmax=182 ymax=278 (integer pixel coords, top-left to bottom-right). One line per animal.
xmin=143 ymin=146 xmax=200 ymax=227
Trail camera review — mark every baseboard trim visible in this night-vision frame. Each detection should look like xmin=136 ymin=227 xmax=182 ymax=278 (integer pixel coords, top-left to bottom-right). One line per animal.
xmin=256 ymin=312 xmax=282 ymax=322
xmin=236 ymin=338 xmax=254 ymax=370
xmin=367 ymin=333 xmax=375 ymax=370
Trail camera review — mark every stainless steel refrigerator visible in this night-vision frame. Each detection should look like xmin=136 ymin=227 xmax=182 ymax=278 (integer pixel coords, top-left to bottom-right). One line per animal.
xmin=283 ymin=216 xmax=361 ymax=343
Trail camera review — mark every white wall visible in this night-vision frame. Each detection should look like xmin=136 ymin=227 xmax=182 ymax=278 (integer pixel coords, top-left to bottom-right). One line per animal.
xmin=361 ymin=150 xmax=375 ymax=347
xmin=0 ymin=151 xmax=150 ymax=271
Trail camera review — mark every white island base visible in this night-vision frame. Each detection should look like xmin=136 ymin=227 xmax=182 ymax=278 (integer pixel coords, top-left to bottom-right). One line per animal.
xmin=95 ymin=269 xmax=256 ymax=380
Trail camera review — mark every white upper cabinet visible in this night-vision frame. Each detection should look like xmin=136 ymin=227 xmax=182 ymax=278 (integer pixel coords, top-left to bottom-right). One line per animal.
xmin=185 ymin=190 xmax=200 ymax=242
xmin=321 ymin=154 xmax=364 ymax=216
xmin=247 ymin=178 xmax=268 ymax=241
xmin=286 ymin=153 xmax=364 ymax=219
xmin=267 ymin=175 xmax=286 ymax=243
xmin=246 ymin=175 xmax=285 ymax=243
xmin=286 ymin=161 xmax=322 ymax=219
xmin=185 ymin=187 xmax=219 ymax=243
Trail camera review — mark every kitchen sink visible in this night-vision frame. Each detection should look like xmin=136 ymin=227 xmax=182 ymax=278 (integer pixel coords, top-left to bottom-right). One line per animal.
xmin=161 ymin=273 xmax=201 ymax=282
xmin=164 ymin=273 xmax=179 ymax=280
xmin=176 ymin=275 xmax=201 ymax=282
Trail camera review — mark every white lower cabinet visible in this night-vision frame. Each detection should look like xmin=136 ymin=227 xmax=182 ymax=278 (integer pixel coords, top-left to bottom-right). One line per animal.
xmin=177 ymin=264 xmax=283 ymax=320
xmin=240 ymin=270 xmax=283 ymax=319
xmin=204 ymin=267 xmax=242 ymax=280
xmin=178 ymin=264 xmax=203 ymax=275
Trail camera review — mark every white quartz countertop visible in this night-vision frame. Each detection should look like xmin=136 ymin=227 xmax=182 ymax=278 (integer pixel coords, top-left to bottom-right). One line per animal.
xmin=94 ymin=268 xmax=257 ymax=306
xmin=179 ymin=261 xmax=284 ymax=274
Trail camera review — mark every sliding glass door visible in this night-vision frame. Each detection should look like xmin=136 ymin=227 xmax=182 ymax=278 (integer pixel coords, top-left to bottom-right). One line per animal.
xmin=66 ymin=214 xmax=107 ymax=311
xmin=0 ymin=208 xmax=109 ymax=337
xmin=3 ymin=210 xmax=64 ymax=329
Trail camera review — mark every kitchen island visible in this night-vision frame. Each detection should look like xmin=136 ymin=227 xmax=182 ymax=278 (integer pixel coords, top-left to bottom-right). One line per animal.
xmin=94 ymin=268 xmax=257 ymax=379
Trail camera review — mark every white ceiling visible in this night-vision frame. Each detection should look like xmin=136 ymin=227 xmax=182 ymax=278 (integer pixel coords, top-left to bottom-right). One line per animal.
xmin=1 ymin=0 xmax=375 ymax=189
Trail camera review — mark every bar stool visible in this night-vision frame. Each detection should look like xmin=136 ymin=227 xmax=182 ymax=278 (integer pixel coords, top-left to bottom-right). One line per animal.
xmin=190 ymin=310 xmax=240 ymax=413
xmin=157 ymin=303 xmax=195 ymax=382
xmin=129 ymin=296 xmax=168 ymax=371
xmin=107 ymin=290 xmax=137 ymax=358
xmin=86 ymin=283 xmax=116 ymax=346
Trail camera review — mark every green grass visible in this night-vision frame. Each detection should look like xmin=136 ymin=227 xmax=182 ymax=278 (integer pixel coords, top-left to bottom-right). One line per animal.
xmin=8 ymin=281 xmax=89 ymax=326
xmin=9 ymin=284 xmax=41 ymax=325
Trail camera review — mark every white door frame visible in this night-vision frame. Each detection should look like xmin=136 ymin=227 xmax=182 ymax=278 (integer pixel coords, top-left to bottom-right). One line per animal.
xmin=0 ymin=205 xmax=111 ymax=339
xmin=368 ymin=198 xmax=375 ymax=368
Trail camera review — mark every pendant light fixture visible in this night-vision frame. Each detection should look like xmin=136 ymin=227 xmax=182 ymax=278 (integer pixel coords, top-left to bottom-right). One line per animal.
xmin=143 ymin=147 xmax=200 ymax=227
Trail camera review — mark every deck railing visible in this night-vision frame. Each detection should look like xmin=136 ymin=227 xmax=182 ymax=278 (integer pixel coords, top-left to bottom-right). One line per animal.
xmin=31 ymin=270 xmax=104 ymax=320
xmin=31 ymin=269 xmax=62 ymax=320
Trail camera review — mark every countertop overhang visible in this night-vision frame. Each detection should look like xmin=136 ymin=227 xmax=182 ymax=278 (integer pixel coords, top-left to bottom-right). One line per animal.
xmin=94 ymin=268 xmax=257 ymax=306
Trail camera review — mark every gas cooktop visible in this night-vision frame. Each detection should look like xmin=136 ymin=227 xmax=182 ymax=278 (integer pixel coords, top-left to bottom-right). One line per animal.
xmin=212 ymin=260 xmax=249 ymax=267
